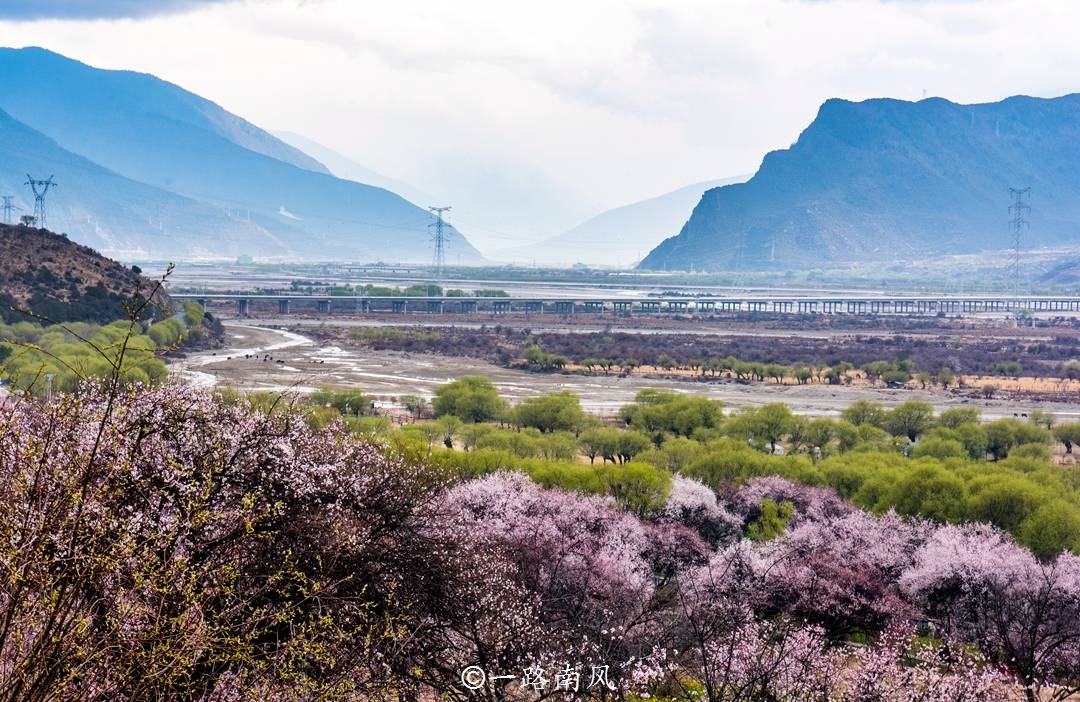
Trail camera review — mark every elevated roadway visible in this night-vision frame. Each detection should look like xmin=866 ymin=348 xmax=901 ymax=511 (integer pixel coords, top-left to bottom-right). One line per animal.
xmin=170 ymin=293 xmax=1080 ymax=317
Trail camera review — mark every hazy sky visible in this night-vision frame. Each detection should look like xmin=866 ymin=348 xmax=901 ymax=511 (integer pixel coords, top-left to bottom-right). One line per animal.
xmin=2 ymin=0 xmax=1080 ymax=250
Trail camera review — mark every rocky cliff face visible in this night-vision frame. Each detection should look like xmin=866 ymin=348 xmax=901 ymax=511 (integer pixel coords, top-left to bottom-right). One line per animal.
xmin=640 ymin=94 xmax=1080 ymax=271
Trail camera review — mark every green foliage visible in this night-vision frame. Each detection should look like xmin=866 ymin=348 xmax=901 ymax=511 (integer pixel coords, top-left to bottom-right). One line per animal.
xmin=1 ymin=319 xmax=169 ymax=395
xmin=304 ymin=405 xmax=342 ymax=430
xmin=747 ymin=499 xmax=794 ymax=541
xmin=883 ymin=401 xmax=935 ymax=441
xmin=428 ymin=442 xmax=671 ymax=514
xmin=841 ymin=400 xmax=887 ymax=428
xmin=883 ymin=462 xmax=969 ymax=523
xmin=431 ymin=376 xmax=506 ymax=423
xmin=182 ymin=300 xmax=205 ymax=328
xmin=912 ymin=436 xmax=967 ymax=460
xmin=579 ymin=427 xmax=620 ymax=463
xmin=400 ymin=394 xmax=430 ymax=418
xmin=619 ymin=389 xmax=723 ymax=438
xmin=984 ymin=418 xmax=1053 ymax=460
xmin=147 ymin=317 xmax=186 ymax=347
xmin=636 ymin=436 xmax=705 ymax=472
xmin=596 ymin=461 xmax=672 ymax=515
xmin=1054 ymin=422 xmax=1080 ymax=453
xmin=682 ymin=439 xmax=821 ymax=492
xmin=345 ymin=415 xmax=393 ymax=437
xmin=815 ymin=445 xmax=1080 ymax=554
xmin=1028 ymin=410 xmax=1056 ymax=430
xmin=1017 ymin=499 xmax=1080 ymax=558
xmin=967 ymin=474 xmax=1048 ymax=533
xmin=510 ymin=391 xmax=586 ymax=433
xmin=308 ymin=385 xmax=370 ymax=415
xmin=208 ymin=381 xmax=1080 ymax=557
xmin=727 ymin=403 xmax=795 ymax=452
xmin=522 ymin=345 xmax=568 ymax=371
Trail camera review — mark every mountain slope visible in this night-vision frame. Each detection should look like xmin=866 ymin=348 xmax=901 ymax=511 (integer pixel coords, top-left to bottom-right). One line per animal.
xmin=0 ymin=47 xmax=481 ymax=263
xmin=0 ymin=223 xmax=170 ymax=324
xmin=0 ymin=47 xmax=328 ymax=175
xmin=498 ymin=176 xmax=748 ymax=266
xmin=0 ymin=106 xmax=288 ymax=261
xmin=272 ymin=130 xmax=437 ymax=208
xmin=640 ymin=94 xmax=1080 ymax=271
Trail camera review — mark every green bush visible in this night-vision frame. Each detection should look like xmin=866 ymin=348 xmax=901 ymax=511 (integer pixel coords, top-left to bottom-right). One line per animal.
xmin=432 ymin=376 xmax=506 ymax=423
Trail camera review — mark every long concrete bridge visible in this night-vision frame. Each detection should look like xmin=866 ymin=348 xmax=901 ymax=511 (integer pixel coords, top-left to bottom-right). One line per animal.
xmin=170 ymin=293 xmax=1080 ymax=317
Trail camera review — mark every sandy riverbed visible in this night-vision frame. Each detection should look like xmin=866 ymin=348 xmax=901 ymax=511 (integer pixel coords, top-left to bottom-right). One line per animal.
xmin=166 ymin=323 xmax=1080 ymax=421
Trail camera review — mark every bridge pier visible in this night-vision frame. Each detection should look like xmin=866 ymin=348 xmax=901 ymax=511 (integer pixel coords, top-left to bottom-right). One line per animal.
xmin=392 ymin=300 xmax=408 ymax=314
xmin=316 ymin=299 xmax=330 ymax=314
xmin=554 ymin=301 xmax=576 ymax=316
xmin=459 ymin=300 xmax=478 ymax=314
xmin=278 ymin=299 xmax=290 ymax=315
xmin=612 ymin=301 xmax=632 ymax=316
xmin=492 ymin=300 xmax=511 ymax=315
xmin=237 ymin=298 xmax=250 ymax=316
xmin=583 ymin=301 xmax=605 ymax=314
xmin=357 ymin=298 xmax=369 ymax=313
xmin=427 ymin=300 xmax=444 ymax=314
xmin=523 ymin=301 xmax=543 ymax=316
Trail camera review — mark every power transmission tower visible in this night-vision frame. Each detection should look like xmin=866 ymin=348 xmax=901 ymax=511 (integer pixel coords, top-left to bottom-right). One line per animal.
xmin=428 ymin=206 xmax=451 ymax=279
xmin=1 ymin=195 xmax=19 ymax=224
xmin=1008 ymin=187 xmax=1030 ymax=319
xmin=24 ymin=174 xmax=57 ymax=229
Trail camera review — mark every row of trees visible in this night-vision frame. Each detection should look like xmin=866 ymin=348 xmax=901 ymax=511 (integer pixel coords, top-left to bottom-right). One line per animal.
xmin=526 ymin=343 xmax=974 ymax=389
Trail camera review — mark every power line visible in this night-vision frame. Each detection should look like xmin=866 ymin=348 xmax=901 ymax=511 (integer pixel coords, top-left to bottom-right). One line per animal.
xmin=428 ymin=206 xmax=451 ymax=278
xmin=24 ymin=174 xmax=57 ymax=229
xmin=1008 ymin=186 xmax=1030 ymax=319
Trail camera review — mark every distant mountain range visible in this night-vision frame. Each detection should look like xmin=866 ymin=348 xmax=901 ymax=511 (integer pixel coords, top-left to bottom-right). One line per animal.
xmin=490 ymin=177 xmax=748 ymax=266
xmin=641 ymin=94 xmax=1080 ymax=271
xmin=0 ymin=47 xmax=481 ymax=263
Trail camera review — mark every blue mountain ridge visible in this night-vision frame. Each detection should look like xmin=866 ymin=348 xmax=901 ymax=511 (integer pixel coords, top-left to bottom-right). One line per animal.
xmin=0 ymin=106 xmax=289 ymax=259
xmin=0 ymin=47 xmax=481 ymax=262
xmin=641 ymin=94 xmax=1080 ymax=271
